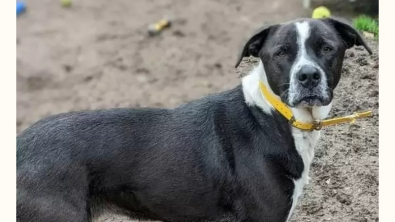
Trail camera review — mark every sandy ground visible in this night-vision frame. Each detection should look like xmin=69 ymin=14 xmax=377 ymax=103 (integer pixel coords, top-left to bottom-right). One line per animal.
xmin=17 ymin=0 xmax=378 ymax=221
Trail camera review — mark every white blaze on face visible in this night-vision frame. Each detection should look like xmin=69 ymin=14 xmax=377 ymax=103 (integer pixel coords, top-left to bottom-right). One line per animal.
xmin=288 ymin=21 xmax=328 ymax=106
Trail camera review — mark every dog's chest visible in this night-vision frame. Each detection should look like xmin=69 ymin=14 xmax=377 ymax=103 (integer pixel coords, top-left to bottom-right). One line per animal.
xmin=293 ymin=129 xmax=320 ymax=180
xmin=287 ymin=129 xmax=320 ymax=221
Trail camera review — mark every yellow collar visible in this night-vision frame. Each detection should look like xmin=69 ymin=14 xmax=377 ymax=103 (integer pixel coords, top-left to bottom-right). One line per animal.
xmin=258 ymin=81 xmax=372 ymax=131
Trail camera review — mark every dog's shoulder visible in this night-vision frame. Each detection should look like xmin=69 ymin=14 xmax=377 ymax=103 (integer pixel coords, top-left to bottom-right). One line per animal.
xmin=175 ymin=85 xmax=246 ymax=117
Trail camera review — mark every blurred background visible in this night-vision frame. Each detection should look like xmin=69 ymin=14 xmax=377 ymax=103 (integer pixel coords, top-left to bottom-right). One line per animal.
xmin=17 ymin=0 xmax=379 ymax=222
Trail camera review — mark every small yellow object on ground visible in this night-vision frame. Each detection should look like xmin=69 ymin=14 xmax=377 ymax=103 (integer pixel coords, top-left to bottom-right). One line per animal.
xmin=148 ymin=19 xmax=172 ymax=36
xmin=312 ymin=6 xmax=331 ymax=19
xmin=61 ymin=0 xmax=72 ymax=7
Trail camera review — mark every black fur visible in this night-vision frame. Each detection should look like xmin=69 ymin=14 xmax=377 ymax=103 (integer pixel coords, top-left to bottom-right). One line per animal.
xmin=17 ymin=86 xmax=303 ymax=222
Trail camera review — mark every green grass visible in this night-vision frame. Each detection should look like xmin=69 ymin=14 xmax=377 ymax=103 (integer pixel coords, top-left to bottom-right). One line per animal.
xmin=353 ymin=15 xmax=379 ymax=39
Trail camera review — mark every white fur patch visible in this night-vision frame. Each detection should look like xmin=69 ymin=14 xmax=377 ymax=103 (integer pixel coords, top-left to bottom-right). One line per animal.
xmin=241 ymin=62 xmax=274 ymax=114
xmin=291 ymin=103 xmax=332 ymax=123
xmin=285 ymin=128 xmax=320 ymax=222
xmin=241 ymin=61 xmax=332 ymax=222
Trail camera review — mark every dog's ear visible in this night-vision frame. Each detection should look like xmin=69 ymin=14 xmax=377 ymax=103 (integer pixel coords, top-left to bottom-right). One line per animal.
xmin=322 ymin=17 xmax=372 ymax=55
xmin=235 ymin=25 xmax=277 ymax=68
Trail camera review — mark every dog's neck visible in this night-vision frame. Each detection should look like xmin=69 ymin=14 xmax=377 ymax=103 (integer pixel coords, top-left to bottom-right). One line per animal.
xmin=241 ymin=61 xmax=332 ymax=126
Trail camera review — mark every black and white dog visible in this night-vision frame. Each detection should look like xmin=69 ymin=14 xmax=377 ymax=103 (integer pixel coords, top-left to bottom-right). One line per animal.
xmin=17 ymin=18 xmax=371 ymax=222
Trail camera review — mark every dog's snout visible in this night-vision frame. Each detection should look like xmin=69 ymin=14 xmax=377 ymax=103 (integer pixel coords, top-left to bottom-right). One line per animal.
xmin=297 ymin=66 xmax=321 ymax=89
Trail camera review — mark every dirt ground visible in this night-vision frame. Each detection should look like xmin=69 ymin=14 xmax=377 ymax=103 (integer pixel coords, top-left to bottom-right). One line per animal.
xmin=17 ymin=0 xmax=378 ymax=221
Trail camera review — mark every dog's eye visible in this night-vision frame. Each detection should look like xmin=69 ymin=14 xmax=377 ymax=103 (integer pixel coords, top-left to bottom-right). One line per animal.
xmin=323 ymin=46 xmax=333 ymax=53
xmin=276 ymin=50 xmax=286 ymax=57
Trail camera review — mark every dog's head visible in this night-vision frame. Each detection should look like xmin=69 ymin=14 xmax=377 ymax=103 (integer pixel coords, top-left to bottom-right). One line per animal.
xmin=236 ymin=18 xmax=372 ymax=108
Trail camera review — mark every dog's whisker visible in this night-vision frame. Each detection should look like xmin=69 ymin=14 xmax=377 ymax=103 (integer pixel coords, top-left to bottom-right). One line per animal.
xmin=277 ymin=83 xmax=290 ymax=88
xmin=280 ymin=89 xmax=290 ymax=99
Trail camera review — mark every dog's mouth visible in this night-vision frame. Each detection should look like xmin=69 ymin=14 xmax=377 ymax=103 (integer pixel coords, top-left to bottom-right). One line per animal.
xmin=278 ymin=82 xmax=334 ymax=108
xmin=297 ymin=96 xmax=328 ymax=107
xmin=283 ymin=92 xmax=332 ymax=108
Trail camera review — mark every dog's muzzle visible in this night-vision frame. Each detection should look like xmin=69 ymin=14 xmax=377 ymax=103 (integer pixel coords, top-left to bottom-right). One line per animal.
xmin=288 ymin=66 xmax=331 ymax=107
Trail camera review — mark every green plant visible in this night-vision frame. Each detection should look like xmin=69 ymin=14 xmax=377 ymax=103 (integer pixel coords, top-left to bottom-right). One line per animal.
xmin=353 ymin=15 xmax=379 ymax=39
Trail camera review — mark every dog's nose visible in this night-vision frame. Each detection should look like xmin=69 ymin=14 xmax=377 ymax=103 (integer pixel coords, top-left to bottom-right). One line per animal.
xmin=297 ymin=66 xmax=321 ymax=88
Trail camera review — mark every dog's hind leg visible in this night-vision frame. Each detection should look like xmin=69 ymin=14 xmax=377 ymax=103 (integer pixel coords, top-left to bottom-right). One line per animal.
xmin=17 ymin=164 xmax=91 ymax=222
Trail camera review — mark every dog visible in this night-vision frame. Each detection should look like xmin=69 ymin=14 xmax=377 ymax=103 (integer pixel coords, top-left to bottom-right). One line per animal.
xmin=17 ymin=17 xmax=371 ymax=222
